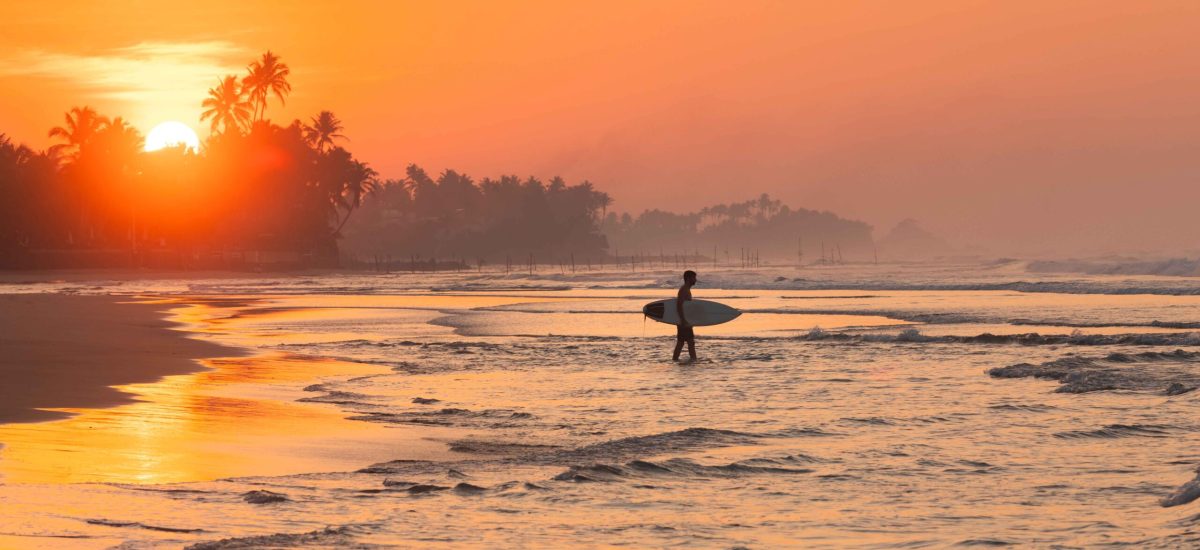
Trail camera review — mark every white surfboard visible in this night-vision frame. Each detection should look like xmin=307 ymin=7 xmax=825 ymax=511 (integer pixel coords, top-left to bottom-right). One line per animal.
xmin=642 ymin=299 xmax=741 ymax=327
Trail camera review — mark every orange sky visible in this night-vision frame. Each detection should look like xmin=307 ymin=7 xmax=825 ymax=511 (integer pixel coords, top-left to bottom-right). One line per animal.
xmin=2 ymin=1 xmax=1199 ymax=254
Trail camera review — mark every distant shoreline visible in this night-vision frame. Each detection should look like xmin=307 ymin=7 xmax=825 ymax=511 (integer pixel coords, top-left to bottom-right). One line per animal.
xmin=0 ymin=267 xmax=332 ymax=285
xmin=0 ymin=294 xmax=236 ymax=424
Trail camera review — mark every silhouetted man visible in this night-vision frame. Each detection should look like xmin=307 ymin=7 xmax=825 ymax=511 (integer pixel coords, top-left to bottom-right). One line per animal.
xmin=673 ymin=270 xmax=698 ymax=362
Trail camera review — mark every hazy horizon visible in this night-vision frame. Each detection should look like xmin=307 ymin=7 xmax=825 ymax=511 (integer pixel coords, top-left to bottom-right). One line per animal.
xmin=3 ymin=1 xmax=1199 ymax=256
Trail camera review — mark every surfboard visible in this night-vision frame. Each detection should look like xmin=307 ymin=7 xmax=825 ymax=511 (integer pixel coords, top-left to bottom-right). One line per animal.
xmin=642 ymin=299 xmax=741 ymax=327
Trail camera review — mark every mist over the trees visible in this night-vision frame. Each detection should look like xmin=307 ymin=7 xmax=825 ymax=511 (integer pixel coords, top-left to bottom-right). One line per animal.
xmin=601 ymin=194 xmax=875 ymax=264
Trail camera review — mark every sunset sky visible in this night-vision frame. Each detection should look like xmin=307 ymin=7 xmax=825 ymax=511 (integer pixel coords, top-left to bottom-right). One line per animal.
xmin=2 ymin=1 xmax=1199 ymax=254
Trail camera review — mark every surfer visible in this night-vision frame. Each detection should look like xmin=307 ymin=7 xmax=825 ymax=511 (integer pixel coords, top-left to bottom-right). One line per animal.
xmin=673 ymin=270 xmax=698 ymax=362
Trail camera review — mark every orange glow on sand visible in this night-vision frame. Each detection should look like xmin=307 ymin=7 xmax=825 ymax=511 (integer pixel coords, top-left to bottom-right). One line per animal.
xmin=0 ymin=300 xmax=465 ymax=484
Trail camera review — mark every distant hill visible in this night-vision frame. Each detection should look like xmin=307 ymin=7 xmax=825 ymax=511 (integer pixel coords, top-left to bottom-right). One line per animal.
xmin=877 ymin=219 xmax=955 ymax=260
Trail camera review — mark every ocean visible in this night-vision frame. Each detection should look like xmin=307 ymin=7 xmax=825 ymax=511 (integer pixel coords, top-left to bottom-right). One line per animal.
xmin=3 ymin=262 xmax=1200 ymax=548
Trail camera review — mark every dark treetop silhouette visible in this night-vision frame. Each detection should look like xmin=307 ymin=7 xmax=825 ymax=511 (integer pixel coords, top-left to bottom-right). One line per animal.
xmin=0 ymin=52 xmax=376 ymax=268
xmin=0 ymin=51 xmax=878 ymax=270
xmin=339 ymin=168 xmax=613 ymax=264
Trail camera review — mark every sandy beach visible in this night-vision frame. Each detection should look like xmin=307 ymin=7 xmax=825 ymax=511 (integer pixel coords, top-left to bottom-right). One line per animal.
xmin=0 ymin=291 xmax=462 ymax=486
xmin=0 ymin=294 xmax=232 ymax=423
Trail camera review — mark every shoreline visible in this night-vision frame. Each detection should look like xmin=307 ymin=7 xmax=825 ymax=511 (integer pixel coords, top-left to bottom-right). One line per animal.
xmin=0 ymin=293 xmax=464 ymax=484
xmin=0 ymin=293 xmax=235 ymax=424
xmin=0 ymin=267 xmax=340 ymax=285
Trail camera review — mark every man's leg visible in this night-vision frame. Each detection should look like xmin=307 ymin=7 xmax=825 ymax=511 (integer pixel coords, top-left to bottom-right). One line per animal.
xmin=673 ymin=336 xmax=684 ymax=361
xmin=687 ymin=335 xmax=697 ymax=360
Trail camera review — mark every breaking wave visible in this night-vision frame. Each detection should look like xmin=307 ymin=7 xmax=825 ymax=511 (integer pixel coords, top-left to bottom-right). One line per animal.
xmin=1054 ymin=424 xmax=1175 ymax=439
xmin=348 ymin=407 xmax=536 ymax=428
xmin=1162 ymin=468 xmax=1200 ymax=507
xmin=552 ymin=456 xmax=815 ymax=483
xmin=1029 ymin=258 xmax=1200 ymax=278
xmin=560 ymin=427 xmax=763 ymax=460
xmin=85 ymin=518 xmax=204 ymax=534
xmin=802 ymin=327 xmax=1200 ymax=347
xmin=185 ymin=526 xmax=363 ymax=549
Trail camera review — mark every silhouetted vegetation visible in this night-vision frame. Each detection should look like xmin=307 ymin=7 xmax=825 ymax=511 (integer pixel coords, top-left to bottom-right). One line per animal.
xmin=602 ymin=194 xmax=875 ymax=264
xmin=0 ymin=51 xmax=880 ymax=270
xmin=0 ymin=52 xmax=376 ymax=269
xmin=340 ymin=169 xmax=612 ymax=263
xmin=0 ymin=50 xmax=621 ymax=270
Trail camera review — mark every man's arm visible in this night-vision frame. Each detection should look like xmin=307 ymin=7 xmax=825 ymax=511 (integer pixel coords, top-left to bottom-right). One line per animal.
xmin=676 ymin=291 xmax=689 ymax=326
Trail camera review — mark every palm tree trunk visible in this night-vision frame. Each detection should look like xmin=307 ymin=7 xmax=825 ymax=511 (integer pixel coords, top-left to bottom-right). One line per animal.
xmin=334 ymin=206 xmax=357 ymax=235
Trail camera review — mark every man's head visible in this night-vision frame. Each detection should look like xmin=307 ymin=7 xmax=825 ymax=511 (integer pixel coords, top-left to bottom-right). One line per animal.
xmin=683 ymin=270 xmax=697 ymax=285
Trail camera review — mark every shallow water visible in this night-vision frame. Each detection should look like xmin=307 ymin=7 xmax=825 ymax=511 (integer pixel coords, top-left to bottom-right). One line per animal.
xmin=4 ymin=265 xmax=1200 ymax=548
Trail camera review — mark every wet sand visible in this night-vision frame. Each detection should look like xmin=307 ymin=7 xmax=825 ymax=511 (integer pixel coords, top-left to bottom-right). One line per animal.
xmin=0 ymin=295 xmax=464 ymax=484
xmin=0 ymin=294 xmax=234 ymax=423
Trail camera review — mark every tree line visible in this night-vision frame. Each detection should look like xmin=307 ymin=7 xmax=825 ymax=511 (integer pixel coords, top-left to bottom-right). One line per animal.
xmin=339 ymin=167 xmax=613 ymax=263
xmin=601 ymin=194 xmax=875 ymax=264
xmin=0 ymin=50 xmax=878 ymax=270
xmin=0 ymin=50 xmax=626 ymax=269
xmin=0 ymin=51 xmax=378 ymax=268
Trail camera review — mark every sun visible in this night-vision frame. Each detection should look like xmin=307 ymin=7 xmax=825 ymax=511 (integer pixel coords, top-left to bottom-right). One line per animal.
xmin=144 ymin=121 xmax=201 ymax=153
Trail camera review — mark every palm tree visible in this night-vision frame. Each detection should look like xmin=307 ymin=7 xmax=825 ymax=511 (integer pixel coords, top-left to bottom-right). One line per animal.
xmin=303 ymin=111 xmax=347 ymax=152
xmin=48 ymin=106 xmax=108 ymax=159
xmin=96 ymin=117 xmax=145 ymax=162
xmin=575 ymin=180 xmax=611 ymax=219
xmin=326 ymin=150 xmax=378 ymax=235
xmin=90 ymin=118 xmax=145 ymax=249
xmin=243 ymin=51 xmax=291 ymax=122
xmin=0 ymin=134 xmax=40 ymax=168
xmin=200 ymin=75 xmax=252 ymax=135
